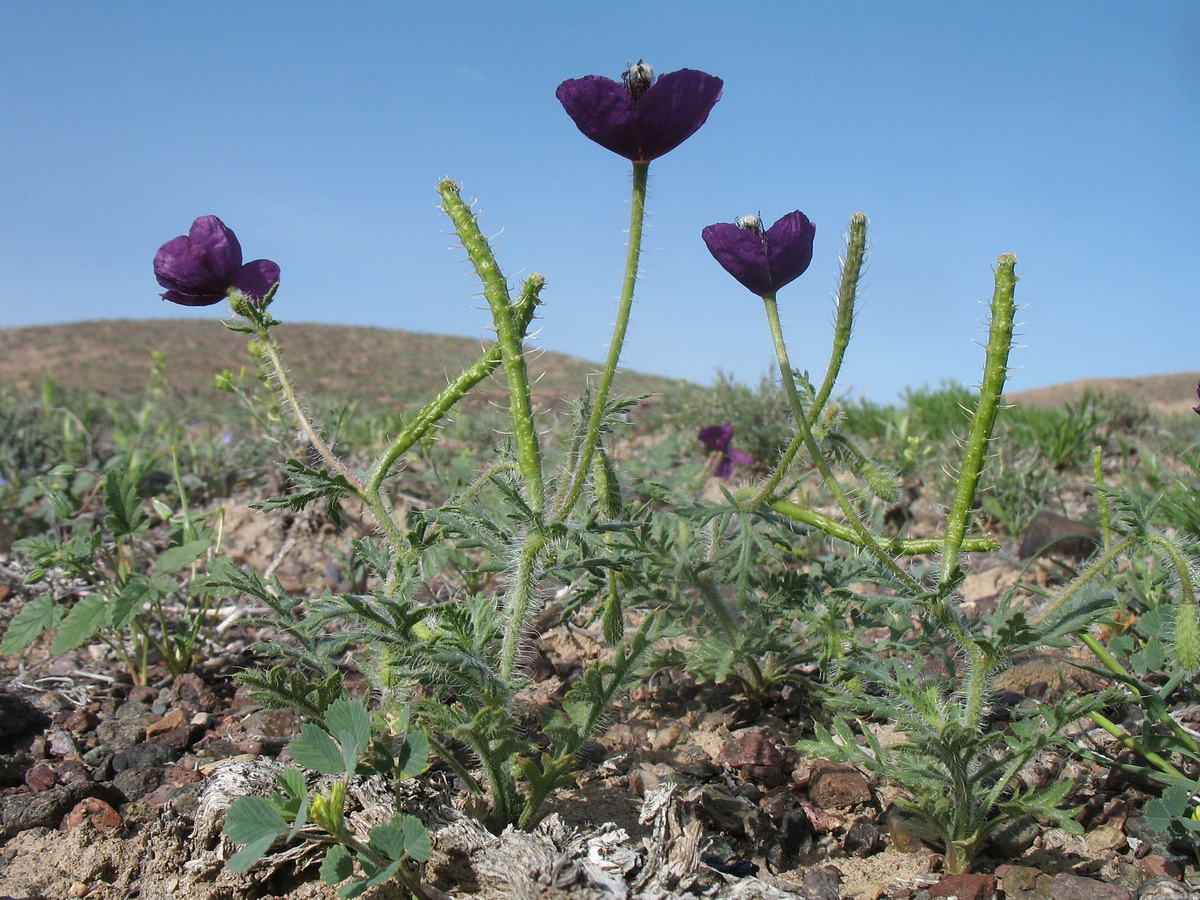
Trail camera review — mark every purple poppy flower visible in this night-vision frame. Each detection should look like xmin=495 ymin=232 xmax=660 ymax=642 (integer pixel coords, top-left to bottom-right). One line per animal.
xmin=1193 ymin=381 xmax=1200 ymax=415
xmin=154 ymin=216 xmax=280 ymax=307
xmin=556 ymin=61 xmax=723 ymax=163
xmin=702 ymin=212 xmax=817 ymax=297
xmin=698 ymin=424 xmax=754 ymax=478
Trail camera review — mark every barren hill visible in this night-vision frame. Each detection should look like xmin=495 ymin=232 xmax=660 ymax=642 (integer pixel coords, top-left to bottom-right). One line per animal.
xmin=0 ymin=320 xmax=686 ymax=411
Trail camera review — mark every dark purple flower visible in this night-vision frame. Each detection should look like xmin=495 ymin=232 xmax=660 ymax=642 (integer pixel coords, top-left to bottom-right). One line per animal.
xmin=154 ymin=215 xmax=280 ymax=306
xmin=698 ymin=424 xmax=753 ymax=478
xmin=1193 ymin=381 xmax=1200 ymax=416
xmin=556 ymin=62 xmax=723 ymax=163
xmin=702 ymin=212 xmax=816 ymax=297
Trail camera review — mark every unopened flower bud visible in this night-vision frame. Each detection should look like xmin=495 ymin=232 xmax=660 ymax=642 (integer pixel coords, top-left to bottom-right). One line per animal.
xmin=622 ymin=59 xmax=654 ymax=103
xmin=1176 ymin=600 xmax=1200 ymax=672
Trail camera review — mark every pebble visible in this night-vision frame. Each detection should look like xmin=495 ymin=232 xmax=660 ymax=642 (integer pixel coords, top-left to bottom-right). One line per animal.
xmin=929 ymin=873 xmax=996 ymax=900
xmin=1050 ymin=872 xmax=1133 ymax=900
xmin=807 ymin=759 xmax=872 ymax=809
xmin=1086 ymin=823 xmax=1128 ymax=854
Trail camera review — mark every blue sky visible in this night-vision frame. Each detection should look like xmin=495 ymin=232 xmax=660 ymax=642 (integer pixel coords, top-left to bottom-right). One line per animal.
xmin=3 ymin=2 xmax=1198 ymax=403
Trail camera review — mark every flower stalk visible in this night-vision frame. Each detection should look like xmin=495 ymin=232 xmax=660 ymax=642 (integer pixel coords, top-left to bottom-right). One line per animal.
xmin=438 ymin=180 xmax=545 ymax=514
xmin=554 ymin=160 xmax=649 ymax=519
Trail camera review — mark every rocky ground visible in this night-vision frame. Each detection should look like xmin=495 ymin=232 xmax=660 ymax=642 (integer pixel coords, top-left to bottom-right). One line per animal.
xmin=1 ymin=490 xmax=1199 ymax=900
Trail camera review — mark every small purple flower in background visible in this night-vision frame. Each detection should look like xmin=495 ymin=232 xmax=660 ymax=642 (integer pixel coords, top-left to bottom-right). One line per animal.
xmin=221 ymin=429 xmax=234 ymax=445
xmin=1193 ymin=381 xmax=1200 ymax=415
xmin=698 ymin=424 xmax=753 ymax=478
xmin=556 ymin=62 xmax=723 ymax=163
xmin=702 ymin=211 xmax=816 ymax=297
xmin=154 ymin=215 xmax=280 ymax=307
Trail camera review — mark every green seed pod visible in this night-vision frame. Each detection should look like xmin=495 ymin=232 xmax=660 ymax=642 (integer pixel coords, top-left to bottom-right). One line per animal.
xmin=591 ymin=446 xmax=623 ymax=519
xmin=858 ymin=456 xmax=900 ymax=504
xmin=1175 ymin=600 xmax=1200 ymax=672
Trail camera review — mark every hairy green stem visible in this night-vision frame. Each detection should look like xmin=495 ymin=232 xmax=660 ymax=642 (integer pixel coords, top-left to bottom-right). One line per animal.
xmin=554 ymin=161 xmax=649 ymax=520
xmin=763 ymin=497 xmax=997 ymax=554
xmin=254 ymin=325 xmax=364 ymax=494
xmin=365 ymin=275 xmax=543 ymax=499
xmin=438 ymin=180 xmax=545 ymax=513
xmin=809 ymin=213 xmax=867 ymax=422
xmin=940 ymin=255 xmax=1018 ymax=585
xmin=762 ymin=293 xmax=919 ymax=591
xmin=1092 ymin=446 xmax=1111 ymax=547
xmin=499 ymin=532 xmax=547 ymax=682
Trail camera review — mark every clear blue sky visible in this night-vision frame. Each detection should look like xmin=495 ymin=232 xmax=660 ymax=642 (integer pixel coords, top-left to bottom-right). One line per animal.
xmin=3 ymin=2 xmax=1197 ymax=403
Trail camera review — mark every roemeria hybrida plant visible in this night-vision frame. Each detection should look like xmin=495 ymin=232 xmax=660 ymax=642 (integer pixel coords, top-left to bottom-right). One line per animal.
xmin=137 ymin=56 xmax=1126 ymax=887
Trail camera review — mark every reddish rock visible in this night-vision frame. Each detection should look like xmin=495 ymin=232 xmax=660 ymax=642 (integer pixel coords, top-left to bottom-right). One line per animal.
xmin=807 ymin=759 xmax=872 ymax=809
xmin=1139 ymin=855 xmax=1184 ymax=879
xmin=64 ymin=797 xmax=123 ymax=834
xmin=1049 ymin=873 xmax=1132 ymax=900
xmin=61 ymin=708 xmax=99 ymax=735
xmin=145 ymin=708 xmax=187 ymax=738
xmin=168 ymin=673 xmax=219 ymax=714
xmin=929 ymin=873 xmax=996 ymax=900
xmin=25 ymin=764 xmax=56 ymax=792
xmin=718 ymin=730 xmax=788 ymax=768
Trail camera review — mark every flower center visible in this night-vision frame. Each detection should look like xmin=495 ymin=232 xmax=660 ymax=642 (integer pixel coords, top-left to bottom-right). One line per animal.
xmin=622 ymin=59 xmax=654 ymax=104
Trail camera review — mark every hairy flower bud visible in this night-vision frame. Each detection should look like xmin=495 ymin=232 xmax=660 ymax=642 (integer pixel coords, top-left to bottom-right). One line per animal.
xmin=1175 ymin=600 xmax=1200 ymax=672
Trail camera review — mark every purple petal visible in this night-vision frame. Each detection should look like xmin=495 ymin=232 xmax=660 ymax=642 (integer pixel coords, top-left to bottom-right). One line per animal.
xmin=187 ymin=215 xmax=243 ymax=280
xmin=557 ymin=69 xmax=722 ymax=162
xmin=630 ymin=69 xmax=723 ymax=161
xmin=698 ymin=424 xmax=734 ymax=452
xmin=159 ymin=288 xmax=227 ymax=307
xmin=702 ymin=223 xmax=772 ymax=296
xmin=557 ymin=75 xmax=640 ymax=159
xmin=710 ymin=455 xmax=735 ymax=479
xmin=728 ymin=448 xmax=754 ymax=466
xmin=233 ymin=259 xmax=281 ymax=300
xmin=153 ymin=215 xmax=245 ymax=303
xmin=763 ymin=212 xmax=816 ymax=293
xmin=702 ymin=211 xmax=816 ymax=297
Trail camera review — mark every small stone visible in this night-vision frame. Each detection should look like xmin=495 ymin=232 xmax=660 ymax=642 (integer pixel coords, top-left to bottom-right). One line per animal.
xmin=61 ymin=708 xmax=99 ymax=734
xmin=68 ymin=881 xmax=88 ymax=898
xmin=47 ymin=729 xmax=79 ymax=758
xmin=801 ymin=865 xmax=843 ymax=900
xmin=113 ymin=766 xmax=163 ymax=801
xmin=1085 ymin=824 xmax=1127 ymax=853
xmin=1050 ymin=872 xmax=1132 ymax=900
xmin=1019 ymin=510 xmax=1100 ymax=560
xmin=64 ymin=796 xmax=123 ymax=833
xmin=126 ymin=685 xmax=158 ymax=705
xmin=987 ymin=815 xmax=1039 ymax=858
xmin=25 ymin=764 xmax=57 ymax=791
xmin=929 ymin=873 xmax=996 ymax=900
xmin=885 ymin=803 xmax=943 ymax=853
xmin=1140 ymin=856 xmax=1185 ymax=880
xmin=808 ymin=759 xmax=872 ymax=809
xmin=1137 ymin=876 xmax=1191 ymax=900
xmin=844 ymin=818 xmax=884 ymax=857
xmin=168 ymin=673 xmax=219 ymax=713
xmin=718 ymin=729 xmax=788 ymax=768
xmin=997 ymin=865 xmax=1048 ymax=899
xmin=112 ymin=742 xmax=178 ymax=772
xmin=145 ymin=708 xmax=187 ymax=738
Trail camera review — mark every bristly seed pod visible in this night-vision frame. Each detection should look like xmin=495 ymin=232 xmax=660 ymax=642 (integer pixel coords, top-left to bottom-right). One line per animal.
xmin=1175 ymin=600 xmax=1200 ymax=672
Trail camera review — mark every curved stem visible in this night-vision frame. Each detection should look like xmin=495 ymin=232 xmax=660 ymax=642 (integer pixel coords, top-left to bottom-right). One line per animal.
xmin=809 ymin=213 xmax=867 ymax=423
xmin=940 ymin=255 xmax=1018 ymax=585
xmin=554 ymin=161 xmax=649 ymax=520
xmin=255 ymin=326 xmax=364 ymax=494
xmin=762 ymin=293 xmax=919 ymax=592
xmin=438 ymin=181 xmax=544 ymax=514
